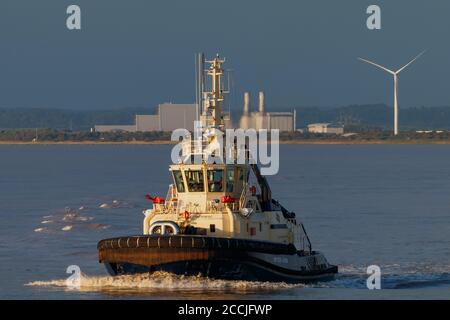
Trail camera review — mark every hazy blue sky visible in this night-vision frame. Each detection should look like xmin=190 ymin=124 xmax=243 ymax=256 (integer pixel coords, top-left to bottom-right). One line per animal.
xmin=0 ymin=0 xmax=448 ymax=110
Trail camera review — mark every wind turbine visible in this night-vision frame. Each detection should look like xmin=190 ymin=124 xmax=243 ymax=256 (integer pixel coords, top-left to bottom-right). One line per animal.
xmin=358 ymin=51 xmax=425 ymax=135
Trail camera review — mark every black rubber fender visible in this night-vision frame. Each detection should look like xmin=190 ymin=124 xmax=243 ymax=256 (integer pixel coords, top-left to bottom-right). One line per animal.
xmin=98 ymin=235 xmax=296 ymax=255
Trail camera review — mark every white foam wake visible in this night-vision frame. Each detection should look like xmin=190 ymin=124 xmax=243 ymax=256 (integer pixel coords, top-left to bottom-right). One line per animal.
xmin=26 ymin=272 xmax=302 ymax=292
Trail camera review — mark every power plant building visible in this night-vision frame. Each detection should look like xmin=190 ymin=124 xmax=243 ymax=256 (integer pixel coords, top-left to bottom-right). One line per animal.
xmin=93 ymin=124 xmax=137 ymax=132
xmin=95 ymin=103 xmax=202 ymax=132
xmin=307 ymin=123 xmax=344 ymax=134
xmin=239 ymin=91 xmax=296 ymax=131
xmin=135 ymin=115 xmax=160 ymax=131
xmin=158 ymin=103 xmax=197 ymax=131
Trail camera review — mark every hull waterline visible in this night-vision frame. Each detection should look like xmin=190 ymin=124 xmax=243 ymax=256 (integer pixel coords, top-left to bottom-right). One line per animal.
xmin=98 ymin=235 xmax=338 ymax=283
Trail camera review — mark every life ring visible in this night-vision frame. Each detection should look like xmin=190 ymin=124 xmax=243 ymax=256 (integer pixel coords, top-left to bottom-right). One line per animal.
xmin=183 ymin=210 xmax=190 ymax=220
xmin=250 ymin=185 xmax=257 ymax=196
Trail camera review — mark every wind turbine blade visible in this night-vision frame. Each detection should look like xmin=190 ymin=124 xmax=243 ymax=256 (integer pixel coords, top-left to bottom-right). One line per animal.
xmin=396 ymin=50 xmax=426 ymax=74
xmin=358 ymin=57 xmax=395 ymax=75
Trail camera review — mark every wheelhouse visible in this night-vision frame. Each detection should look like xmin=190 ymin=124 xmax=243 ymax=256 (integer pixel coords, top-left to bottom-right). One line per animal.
xmin=169 ymin=164 xmax=250 ymax=199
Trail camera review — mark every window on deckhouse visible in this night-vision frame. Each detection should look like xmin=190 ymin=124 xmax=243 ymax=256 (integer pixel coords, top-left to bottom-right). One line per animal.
xmin=172 ymin=170 xmax=185 ymax=193
xmin=207 ymin=170 xmax=224 ymax=192
xmin=185 ymin=170 xmax=205 ymax=192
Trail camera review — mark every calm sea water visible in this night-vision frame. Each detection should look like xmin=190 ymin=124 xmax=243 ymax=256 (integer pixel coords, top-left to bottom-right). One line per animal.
xmin=1 ymin=144 xmax=450 ymax=299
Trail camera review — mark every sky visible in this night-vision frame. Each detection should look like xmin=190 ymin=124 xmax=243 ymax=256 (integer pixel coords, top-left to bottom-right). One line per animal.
xmin=0 ymin=0 xmax=448 ymax=111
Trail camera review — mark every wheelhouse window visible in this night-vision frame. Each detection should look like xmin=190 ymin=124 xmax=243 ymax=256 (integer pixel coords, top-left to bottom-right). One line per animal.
xmin=226 ymin=169 xmax=234 ymax=192
xmin=207 ymin=170 xmax=223 ymax=192
xmin=237 ymin=168 xmax=248 ymax=186
xmin=172 ymin=170 xmax=185 ymax=193
xmin=185 ymin=170 xmax=205 ymax=192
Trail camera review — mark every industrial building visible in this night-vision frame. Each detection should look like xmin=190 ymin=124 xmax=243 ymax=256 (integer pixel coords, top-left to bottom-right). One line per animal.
xmin=94 ymin=124 xmax=137 ymax=132
xmin=307 ymin=123 xmax=344 ymax=134
xmin=239 ymin=91 xmax=296 ymax=132
xmin=94 ymin=101 xmax=232 ymax=133
xmin=95 ymin=103 xmax=202 ymax=132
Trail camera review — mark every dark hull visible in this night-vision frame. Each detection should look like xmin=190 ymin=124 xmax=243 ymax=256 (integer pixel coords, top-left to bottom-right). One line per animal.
xmin=104 ymin=259 xmax=337 ymax=283
xmin=98 ymin=235 xmax=338 ymax=283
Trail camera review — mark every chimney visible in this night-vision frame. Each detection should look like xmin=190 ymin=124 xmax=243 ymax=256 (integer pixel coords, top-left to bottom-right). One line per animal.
xmin=243 ymin=92 xmax=250 ymax=115
xmin=258 ymin=91 xmax=265 ymax=114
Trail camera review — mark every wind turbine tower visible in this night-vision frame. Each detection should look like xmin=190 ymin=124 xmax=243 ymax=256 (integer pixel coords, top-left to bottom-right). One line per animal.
xmin=358 ymin=51 xmax=425 ymax=135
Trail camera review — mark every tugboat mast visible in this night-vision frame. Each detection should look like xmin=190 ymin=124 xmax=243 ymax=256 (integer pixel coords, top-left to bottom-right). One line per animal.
xmin=201 ymin=55 xmax=227 ymax=130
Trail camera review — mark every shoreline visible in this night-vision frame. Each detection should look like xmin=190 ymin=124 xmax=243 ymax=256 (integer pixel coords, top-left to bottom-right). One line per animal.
xmin=2 ymin=139 xmax=450 ymax=145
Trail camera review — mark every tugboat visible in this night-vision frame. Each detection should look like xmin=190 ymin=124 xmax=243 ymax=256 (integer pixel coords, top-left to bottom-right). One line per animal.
xmin=97 ymin=54 xmax=337 ymax=283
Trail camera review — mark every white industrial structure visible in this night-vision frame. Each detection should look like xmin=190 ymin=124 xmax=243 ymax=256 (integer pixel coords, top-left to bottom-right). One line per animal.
xmin=94 ymin=123 xmax=137 ymax=132
xmin=307 ymin=123 xmax=344 ymax=134
xmin=95 ymin=102 xmax=231 ymax=132
xmin=358 ymin=51 xmax=425 ymax=136
xmin=239 ymin=91 xmax=296 ymax=131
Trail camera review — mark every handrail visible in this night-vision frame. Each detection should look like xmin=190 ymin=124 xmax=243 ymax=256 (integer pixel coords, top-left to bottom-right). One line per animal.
xmin=300 ymin=223 xmax=312 ymax=253
xmin=239 ymin=182 xmax=248 ymax=209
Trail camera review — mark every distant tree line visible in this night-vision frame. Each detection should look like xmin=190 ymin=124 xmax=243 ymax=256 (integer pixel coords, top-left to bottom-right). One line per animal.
xmin=279 ymin=130 xmax=450 ymax=141
xmin=2 ymin=104 xmax=450 ymax=132
xmin=292 ymin=104 xmax=450 ymax=130
xmin=0 ymin=128 xmax=171 ymax=142
xmin=1 ymin=127 xmax=450 ymax=142
xmin=0 ymin=107 xmax=152 ymax=131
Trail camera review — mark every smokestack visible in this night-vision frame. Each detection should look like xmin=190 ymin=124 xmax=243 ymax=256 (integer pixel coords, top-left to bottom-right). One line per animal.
xmin=243 ymin=92 xmax=250 ymax=115
xmin=258 ymin=91 xmax=265 ymax=114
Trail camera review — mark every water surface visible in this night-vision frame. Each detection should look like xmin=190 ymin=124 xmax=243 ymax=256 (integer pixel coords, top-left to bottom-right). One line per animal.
xmin=1 ymin=144 xmax=450 ymax=299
